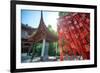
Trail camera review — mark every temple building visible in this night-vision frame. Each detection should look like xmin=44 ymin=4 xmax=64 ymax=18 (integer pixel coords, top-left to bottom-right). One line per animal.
xmin=28 ymin=11 xmax=58 ymax=61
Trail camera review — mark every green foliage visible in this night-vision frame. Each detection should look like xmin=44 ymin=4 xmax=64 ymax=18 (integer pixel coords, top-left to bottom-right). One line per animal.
xmin=48 ymin=42 xmax=60 ymax=56
xmin=47 ymin=24 xmax=58 ymax=36
xmin=32 ymin=43 xmax=42 ymax=56
xmin=48 ymin=42 xmax=56 ymax=56
xmin=55 ymin=42 xmax=60 ymax=56
xmin=59 ymin=12 xmax=69 ymax=17
xmin=47 ymin=24 xmax=60 ymax=56
xmin=32 ymin=42 xmax=60 ymax=57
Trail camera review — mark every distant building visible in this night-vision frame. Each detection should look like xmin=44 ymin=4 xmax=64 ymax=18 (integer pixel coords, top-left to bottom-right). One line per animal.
xmin=21 ymin=23 xmax=36 ymax=53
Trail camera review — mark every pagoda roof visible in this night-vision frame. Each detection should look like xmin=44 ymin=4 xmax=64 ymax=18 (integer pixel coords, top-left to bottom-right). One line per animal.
xmin=28 ymin=11 xmax=58 ymax=43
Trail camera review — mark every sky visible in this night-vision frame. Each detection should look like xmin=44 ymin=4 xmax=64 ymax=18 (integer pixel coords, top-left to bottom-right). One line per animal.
xmin=21 ymin=10 xmax=59 ymax=32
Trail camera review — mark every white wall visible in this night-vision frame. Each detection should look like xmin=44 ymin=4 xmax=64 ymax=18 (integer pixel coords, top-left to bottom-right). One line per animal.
xmin=0 ymin=0 xmax=99 ymax=73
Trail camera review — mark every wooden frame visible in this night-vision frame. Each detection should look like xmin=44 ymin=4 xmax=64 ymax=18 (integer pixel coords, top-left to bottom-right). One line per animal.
xmin=10 ymin=1 xmax=97 ymax=73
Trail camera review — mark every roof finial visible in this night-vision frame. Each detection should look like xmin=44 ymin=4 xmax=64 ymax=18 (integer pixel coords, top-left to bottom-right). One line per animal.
xmin=41 ymin=10 xmax=43 ymax=19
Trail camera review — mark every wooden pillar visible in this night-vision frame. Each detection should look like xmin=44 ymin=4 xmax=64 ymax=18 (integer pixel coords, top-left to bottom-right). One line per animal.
xmin=41 ymin=39 xmax=49 ymax=61
xmin=41 ymin=39 xmax=46 ymax=57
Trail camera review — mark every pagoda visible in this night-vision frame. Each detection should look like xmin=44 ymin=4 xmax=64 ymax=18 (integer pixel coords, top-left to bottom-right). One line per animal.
xmin=28 ymin=11 xmax=58 ymax=61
